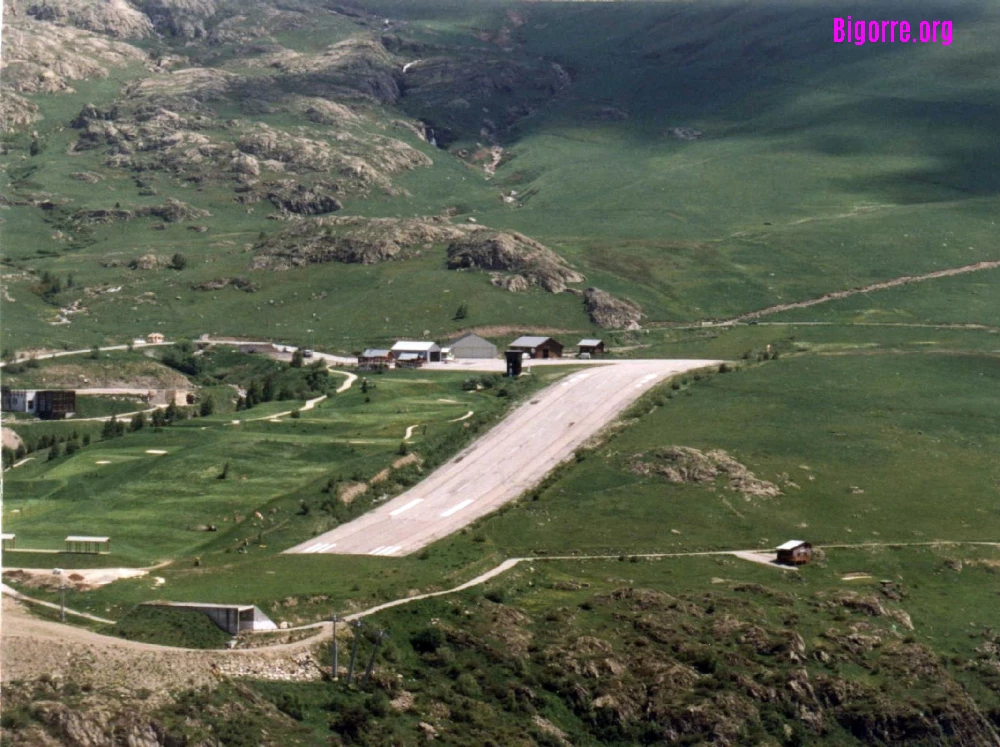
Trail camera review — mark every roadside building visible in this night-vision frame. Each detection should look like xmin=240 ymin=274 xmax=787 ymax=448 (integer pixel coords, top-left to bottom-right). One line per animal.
xmin=2 ymin=388 xmax=37 ymax=414
xmin=577 ymin=339 xmax=605 ymax=356
xmin=776 ymin=540 xmax=812 ymax=565
xmin=65 ymin=535 xmax=110 ymax=554
xmin=147 ymin=332 xmax=165 ymax=344
xmin=358 ymin=349 xmax=394 ymax=370
xmin=2 ymin=388 xmax=75 ymax=419
xmin=35 ymin=390 xmax=76 ymax=419
xmin=391 ymin=341 xmax=441 ymax=363
xmin=508 ymin=336 xmax=564 ymax=359
xmin=141 ymin=602 xmax=277 ymax=636
xmin=448 ymin=333 xmax=498 ymax=359
xmin=1 ymin=533 xmax=16 ymax=551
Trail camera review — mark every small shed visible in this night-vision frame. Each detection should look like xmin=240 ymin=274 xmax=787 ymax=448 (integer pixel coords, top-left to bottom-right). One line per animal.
xmin=391 ymin=341 xmax=441 ymax=362
xmin=776 ymin=540 xmax=812 ymax=565
xmin=448 ymin=333 xmax=498 ymax=359
xmin=358 ymin=349 xmax=394 ymax=370
xmin=508 ymin=336 xmax=563 ymax=359
xmin=1 ymin=533 xmax=15 ymax=551
xmin=65 ymin=535 xmax=110 ymax=554
xmin=147 ymin=333 xmax=165 ymax=344
xmin=577 ymin=339 xmax=605 ymax=356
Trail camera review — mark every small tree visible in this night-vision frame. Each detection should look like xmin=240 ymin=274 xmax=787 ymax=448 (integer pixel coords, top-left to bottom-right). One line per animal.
xmin=398 ymin=441 xmax=409 ymax=456
xmin=218 ymin=462 xmax=230 ymax=480
xmin=290 ymin=349 xmax=305 ymax=368
xmin=199 ymin=395 xmax=215 ymax=417
xmin=151 ymin=408 xmax=166 ymax=429
xmin=130 ymin=411 xmax=147 ymax=431
xmin=48 ymin=443 xmax=62 ymax=460
xmin=170 ymin=252 xmax=187 ymax=271
xmin=90 ymin=345 xmax=100 ymax=360
xmin=65 ymin=439 xmax=80 ymax=456
xmin=453 ymin=301 xmax=468 ymax=321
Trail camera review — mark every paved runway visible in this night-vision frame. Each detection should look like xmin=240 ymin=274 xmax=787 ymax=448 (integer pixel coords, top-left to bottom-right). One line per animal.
xmin=284 ymin=359 xmax=720 ymax=557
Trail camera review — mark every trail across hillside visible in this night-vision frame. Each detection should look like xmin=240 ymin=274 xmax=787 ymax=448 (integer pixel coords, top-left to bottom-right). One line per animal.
xmin=701 ymin=259 xmax=1000 ymax=326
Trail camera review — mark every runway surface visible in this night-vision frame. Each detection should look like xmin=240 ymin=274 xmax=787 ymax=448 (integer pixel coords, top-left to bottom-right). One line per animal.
xmin=284 ymin=359 xmax=720 ymax=557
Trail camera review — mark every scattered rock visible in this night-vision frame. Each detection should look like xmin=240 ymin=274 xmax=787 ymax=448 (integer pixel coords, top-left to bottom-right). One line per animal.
xmin=630 ymin=446 xmax=782 ymax=499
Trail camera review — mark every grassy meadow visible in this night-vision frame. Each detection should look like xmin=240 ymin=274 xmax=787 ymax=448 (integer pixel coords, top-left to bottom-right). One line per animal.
xmin=3 ymin=0 xmax=1000 ymax=355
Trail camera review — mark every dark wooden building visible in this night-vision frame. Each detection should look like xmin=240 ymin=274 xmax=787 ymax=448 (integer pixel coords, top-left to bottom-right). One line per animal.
xmin=35 ymin=390 xmax=76 ymax=419
xmin=776 ymin=540 xmax=812 ymax=565
xmin=508 ymin=336 xmax=563 ymax=359
xmin=577 ymin=339 xmax=605 ymax=356
xmin=358 ymin=349 xmax=393 ymax=370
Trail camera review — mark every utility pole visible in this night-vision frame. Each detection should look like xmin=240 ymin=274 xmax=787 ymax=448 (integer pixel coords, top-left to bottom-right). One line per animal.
xmin=331 ymin=613 xmax=339 ymax=680
xmin=346 ymin=619 xmax=363 ymax=686
xmin=362 ymin=630 xmax=387 ymax=689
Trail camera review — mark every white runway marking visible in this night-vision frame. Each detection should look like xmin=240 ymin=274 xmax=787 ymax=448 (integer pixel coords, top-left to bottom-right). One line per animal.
xmin=390 ymin=498 xmax=423 ymax=516
xmin=440 ymin=499 xmax=474 ymax=518
xmin=302 ymin=542 xmax=336 ymax=554
xmin=634 ymin=374 xmax=657 ymax=388
xmin=370 ymin=545 xmax=401 ymax=556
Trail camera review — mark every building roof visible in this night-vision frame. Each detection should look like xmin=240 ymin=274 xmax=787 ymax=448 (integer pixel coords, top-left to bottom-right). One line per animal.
xmin=510 ymin=336 xmax=556 ymax=348
xmin=66 ymin=535 xmax=110 ymax=543
xmin=450 ymin=332 xmax=492 ymax=345
xmin=147 ymin=602 xmax=255 ymax=612
xmin=776 ymin=540 xmax=808 ymax=551
xmin=578 ymin=339 xmax=603 ymax=347
xmin=391 ymin=340 xmax=440 ymax=352
xmin=1 ymin=533 xmax=15 ymax=540
xmin=360 ymin=349 xmax=391 ymax=357
xmin=396 ymin=352 xmax=420 ymax=361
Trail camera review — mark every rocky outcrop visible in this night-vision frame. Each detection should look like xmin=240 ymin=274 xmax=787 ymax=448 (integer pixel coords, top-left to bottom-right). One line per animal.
xmin=25 ymin=0 xmax=153 ymax=38
xmin=583 ymin=287 xmax=643 ymax=329
xmin=446 ymin=230 xmax=584 ymax=293
xmin=143 ymin=0 xmax=217 ymax=38
xmin=73 ymin=199 xmax=209 ymax=225
xmin=251 ymin=38 xmax=401 ymax=104
xmin=0 ymin=91 xmax=40 ymax=131
xmin=629 ymin=446 xmax=782 ymax=499
xmin=264 ymin=182 xmax=343 ymax=215
xmin=194 ymin=277 xmax=258 ymax=292
xmin=1 ymin=15 xmax=146 ymax=94
xmin=252 ymin=216 xmax=468 ymax=269
xmin=29 ymin=701 xmax=165 ymax=747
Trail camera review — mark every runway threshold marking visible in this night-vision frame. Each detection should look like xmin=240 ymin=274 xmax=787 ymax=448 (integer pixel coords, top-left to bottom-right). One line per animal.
xmin=390 ymin=498 xmax=424 ymax=516
xmin=634 ymin=373 xmax=658 ymax=388
xmin=302 ymin=542 xmax=336 ymax=553
xmin=370 ymin=545 xmax=401 ymax=556
xmin=440 ymin=499 xmax=474 ymax=518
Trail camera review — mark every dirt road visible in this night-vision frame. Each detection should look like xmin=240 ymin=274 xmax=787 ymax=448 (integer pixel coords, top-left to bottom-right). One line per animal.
xmin=285 ymin=359 xmax=720 ymax=557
